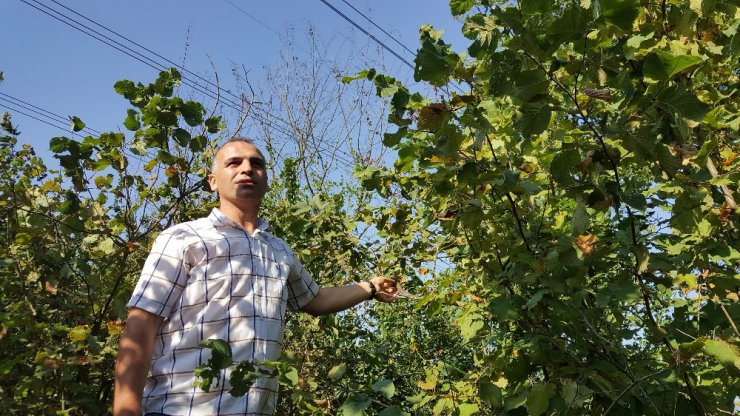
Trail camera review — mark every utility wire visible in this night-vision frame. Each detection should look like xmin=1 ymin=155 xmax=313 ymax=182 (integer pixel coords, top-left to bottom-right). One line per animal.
xmin=220 ymin=0 xmax=311 ymax=56
xmin=0 ymin=96 xmax=151 ymax=166
xmin=23 ymin=0 xmax=244 ymax=112
xmin=320 ymin=0 xmax=465 ymax=93
xmin=47 ymin=0 xmax=248 ymax=112
xmin=317 ymin=0 xmax=414 ymax=69
xmin=0 ymin=92 xmax=101 ymax=136
xmin=21 ymin=0 xmax=357 ymax=169
xmin=47 ymin=0 xmax=343 ymax=154
xmin=337 ymin=0 xmax=416 ymax=57
xmin=0 ymin=102 xmax=74 ymax=134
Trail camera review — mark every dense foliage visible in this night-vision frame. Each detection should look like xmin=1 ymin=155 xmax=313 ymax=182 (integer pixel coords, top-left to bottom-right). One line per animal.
xmin=1 ymin=0 xmax=738 ymax=415
xmin=342 ymin=0 xmax=739 ymax=414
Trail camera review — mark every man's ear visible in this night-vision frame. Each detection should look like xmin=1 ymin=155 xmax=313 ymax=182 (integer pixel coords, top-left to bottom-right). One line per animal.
xmin=208 ymin=174 xmax=217 ymax=192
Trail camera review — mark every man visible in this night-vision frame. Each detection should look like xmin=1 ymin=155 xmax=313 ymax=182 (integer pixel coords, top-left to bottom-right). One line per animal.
xmin=113 ymin=138 xmax=397 ymax=415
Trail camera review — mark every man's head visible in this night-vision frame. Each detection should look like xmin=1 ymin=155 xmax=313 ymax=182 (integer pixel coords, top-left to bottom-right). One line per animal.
xmin=208 ymin=137 xmax=268 ymax=210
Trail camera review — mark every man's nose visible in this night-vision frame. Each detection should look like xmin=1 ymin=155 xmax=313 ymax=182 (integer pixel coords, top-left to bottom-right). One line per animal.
xmin=240 ymin=161 xmax=252 ymax=173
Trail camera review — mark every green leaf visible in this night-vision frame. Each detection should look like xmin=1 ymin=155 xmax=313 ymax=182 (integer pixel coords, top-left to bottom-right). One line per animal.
xmin=513 ymin=70 xmax=549 ymax=103
xmin=123 ymin=109 xmax=141 ymax=131
xmin=50 ymin=136 xmax=74 ymax=153
xmin=200 ymin=339 xmax=233 ymax=370
xmin=60 ymin=190 xmax=81 ymax=214
xmin=525 ymin=383 xmax=556 ymax=416
xmin=414 ymin=27 xmax=460 ymax=87
xmin=69 ymin=116 xmax=86 ymax=132
xmin=643 ymin=51 xmax=703 ymax=81
xmin=632 ymin=244 xmax=650 ymax=274
xmin=526 ymin=289 xmax=551 ymax=309
xmin=450 ymin=0 xmax=475 ymax=16
xmin=458 ymin=403 xmax=480 ymax=416
xmin=550 ymin=148 xmax=580 ymax=185
xmin=372 ymin=379 xmax=396 ymax=399
xmin=458 ymin=313 xmax=485 ymax=341
xmin=514 ymin=102 xmax=552 ymax=137
xmin=378 ymin=407 xmax=409 ymax=416
xmin=153 ymin=68 xmax=181 ymax=96
xmin=338 ymin=394 xmax=371 ymax=416
xmin=328 ymin=362 xmax=348 ymax=380
xmin=572 ymin=196 xmax=589 ymax=234
xmin=433 ymin=397 xmax=454 ymax=415
xmin=114 ymin=79 xmax=137 ymax=98
xmin=598 ymin=0 xmax=640 ymax=31
xmin=130 ymin=140 xmax=147 ymax=156
xmin=479 ymin=381 xmax=502 ymax=406
xmin=703 ymin=339 xmax=740 ymax=370
xmin=181 ymin=101 xmax=205 ymax=126
xmin=342 ymin=70 xmax=372 ymax=84
xmin=173 ymin=128 xmax=191 ymax=147
xmin=655 ymin=85 xmax=710 ymax=121
xmin=205 ymin=116 xmax=222 ymax=133
xmin=278 ymin=366 xmax=299 ymax=386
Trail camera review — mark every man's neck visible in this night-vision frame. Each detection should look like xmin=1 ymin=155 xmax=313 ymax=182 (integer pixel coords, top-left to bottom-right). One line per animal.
xmin=218 ymin=202 xmax=261 ymax=234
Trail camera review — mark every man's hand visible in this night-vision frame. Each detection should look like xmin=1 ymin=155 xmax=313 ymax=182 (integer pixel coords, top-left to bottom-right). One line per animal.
xmin=369 ymin=276 xmax=397 ymax=302
xmin=301 ymin=277 xmax=398 ymax=316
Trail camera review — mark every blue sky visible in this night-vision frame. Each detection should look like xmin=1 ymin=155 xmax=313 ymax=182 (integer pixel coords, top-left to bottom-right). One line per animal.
xmin=0 ymin=1 xmax=466 ymax=159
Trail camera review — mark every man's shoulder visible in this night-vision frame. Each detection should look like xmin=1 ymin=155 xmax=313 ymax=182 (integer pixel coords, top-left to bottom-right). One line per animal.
xmin=158 ymin=216 xmax=216 ymax=241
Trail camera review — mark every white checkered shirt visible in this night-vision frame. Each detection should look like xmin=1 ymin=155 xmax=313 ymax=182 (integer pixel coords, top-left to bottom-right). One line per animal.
xmin=127 ymin=208 xmax=320 ymax=416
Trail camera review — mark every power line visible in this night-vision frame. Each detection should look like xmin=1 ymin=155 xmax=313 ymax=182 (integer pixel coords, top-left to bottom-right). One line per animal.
xmin=0 ymin=96 xmax=151 ymax=166
xmin=21 ymin=0 xmax=245 ymax=113
xmin=337 ymin=0 xmax=416 ymax=57
xmin=20 ymin=0 xmax=358 ymax=169
xmin=46 ymin=0 xmax=345 ymax=153
xmin=219 ymin=0 xmax=311 ymax=56
xmin=0 ymin=92 xmax=101 ymax=136
xmin=0 ymin=101 xmax=74 ymax=134
xmin=319 ymin=0 xmax=465 ymax=94
xmin=317 ymin=0 xmax=414 ymax=69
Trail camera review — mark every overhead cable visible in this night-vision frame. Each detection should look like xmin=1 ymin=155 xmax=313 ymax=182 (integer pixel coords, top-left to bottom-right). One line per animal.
xmin=20 ymin=0 xmax=357 ymax=169
xmin=316 ymin=0 xmax=414 ymax=69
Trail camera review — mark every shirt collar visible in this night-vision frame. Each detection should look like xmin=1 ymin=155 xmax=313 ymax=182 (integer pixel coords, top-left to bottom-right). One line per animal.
xmin=208 ymin=208 xmax=272 ymax=235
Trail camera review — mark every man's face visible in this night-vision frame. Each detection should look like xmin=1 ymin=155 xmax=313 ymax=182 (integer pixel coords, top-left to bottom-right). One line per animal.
xmin=208 ymin=141 xmax=268 ymax=206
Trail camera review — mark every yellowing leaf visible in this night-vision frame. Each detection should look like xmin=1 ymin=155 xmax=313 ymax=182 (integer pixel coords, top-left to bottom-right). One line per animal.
xmin=703 ymin=339 xmax=740 ymax=370
xmin=418 ymin=368 xmax=438 ymax=390
xmin=68 ymin=325 xmax=90 ymax=343
xmin=328 ymin=362 xmax=347 ymax=380
xmin=575 ymin=234 xmax=598 ymax=256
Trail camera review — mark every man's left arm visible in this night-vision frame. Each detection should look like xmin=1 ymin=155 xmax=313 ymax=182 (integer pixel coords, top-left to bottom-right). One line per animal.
xmin=300 ymin=276 xmax=397 ymax=316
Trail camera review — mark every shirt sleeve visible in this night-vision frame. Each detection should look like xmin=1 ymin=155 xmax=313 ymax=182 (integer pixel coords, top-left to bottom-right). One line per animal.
xmin=127 ymin=229 xmax=191 ymax=319
xmin=285 ymin=254 xmax=320 ymax=312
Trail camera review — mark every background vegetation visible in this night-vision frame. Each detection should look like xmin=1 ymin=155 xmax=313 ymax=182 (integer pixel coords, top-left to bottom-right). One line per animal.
xmin=1 ymin=0 xmax=738 ymax=414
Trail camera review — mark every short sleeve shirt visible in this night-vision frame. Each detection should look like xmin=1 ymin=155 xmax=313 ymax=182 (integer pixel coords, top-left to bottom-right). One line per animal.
xmin=127 ymin=208 xmax=320 ymax=416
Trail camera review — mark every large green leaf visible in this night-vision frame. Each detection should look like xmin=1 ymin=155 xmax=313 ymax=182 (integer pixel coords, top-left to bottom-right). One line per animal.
xmin=372 ymin=379 xmax=396 ymax=399
xmin=597 ymin=0 xmax=640 ymax=31
xmin=338 ymin=394 xmax=372 ymax=416
xmin=643 ymin=51 xmax=703 ymax=81
xmin=514 ymin=102 xmax=552 ymax=137
xmin=525 ymin=383 xmax=556 ymax=416
xmin=450 ymin=0 xmax=475 ymax=16
xmin=655 ymin=85 xmax=710 ymax=121
xmin=703 ymin=339 xmax=740 ymax=370
xmin=414 ymin=27 xmax=460 ymax=87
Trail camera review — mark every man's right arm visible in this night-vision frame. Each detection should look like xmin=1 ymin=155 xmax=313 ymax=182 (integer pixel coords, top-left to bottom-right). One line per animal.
xmin=113 ymin=307 xmax=163 ymax=416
